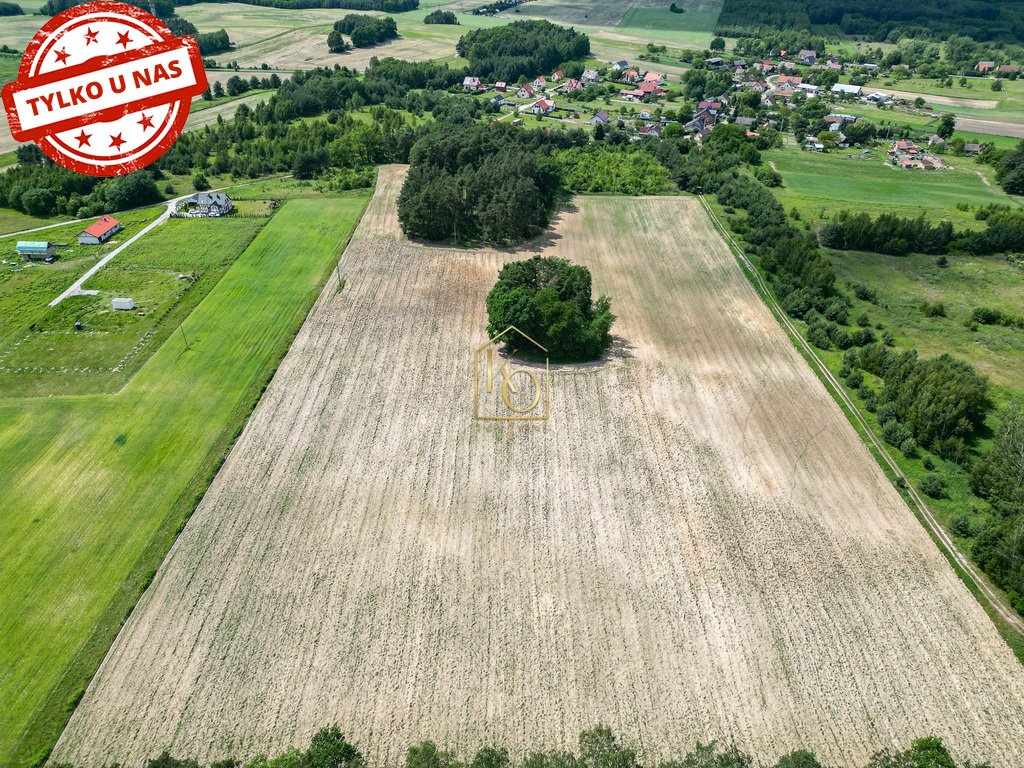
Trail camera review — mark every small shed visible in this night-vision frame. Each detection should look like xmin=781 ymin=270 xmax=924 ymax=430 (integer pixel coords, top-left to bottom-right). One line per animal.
xmin=112 ymin=297 xmax=136 ymax=311
xmin=78 ymin=216 xmax=122 ymax=245
xmin=16 ymin=241 xmax=56 ymax=261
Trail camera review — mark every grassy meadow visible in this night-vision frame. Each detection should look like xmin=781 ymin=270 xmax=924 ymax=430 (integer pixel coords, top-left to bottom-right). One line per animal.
xmin=0 ymin=192 xmax=370 ymax=768
xmin=765 ymin=145 xmax=1020 ymax=228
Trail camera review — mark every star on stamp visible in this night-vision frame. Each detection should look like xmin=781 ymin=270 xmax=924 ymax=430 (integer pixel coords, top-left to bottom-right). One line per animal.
xmin=2 ymin=1 xmax=208 ymax=176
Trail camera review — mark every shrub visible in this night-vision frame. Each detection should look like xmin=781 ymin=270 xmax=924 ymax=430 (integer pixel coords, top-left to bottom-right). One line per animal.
xmin=920 ymin=473 xmax=947 ymax=498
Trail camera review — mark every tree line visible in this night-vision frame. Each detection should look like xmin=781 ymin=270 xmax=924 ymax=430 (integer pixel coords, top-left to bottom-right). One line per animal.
xmin=455 ymin=19 xmax=590 ymax=82
xmin=173 ymin=0 xmax=417 ymax=11
xmin=819 ymin=208 xmax=1024 ymax=257
xmin=716 ymin=0 xmax=1024 ymax=44
xmin=0 ymin=1 xmax=23 ymax=14
xmin=49 ymin=725 xmax=999 ymax=768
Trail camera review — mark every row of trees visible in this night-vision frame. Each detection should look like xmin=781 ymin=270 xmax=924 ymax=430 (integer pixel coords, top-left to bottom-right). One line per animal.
xmin=819 ymin=208 xmax=1024 ymax=257
xmin=995 ymin=139 xmax=1024 ymax=195
xmin=455 ymin=20 xmax=590 ymax=82
xmin=54 ymin=725 xmax=994 ymax=768
xmin=0 ymin=1 xmax=23 ymax=14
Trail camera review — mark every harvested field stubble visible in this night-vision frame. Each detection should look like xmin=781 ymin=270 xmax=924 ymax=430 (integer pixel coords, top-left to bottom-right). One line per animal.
xmin=54 ymin=167 xmax=1024 ymax=768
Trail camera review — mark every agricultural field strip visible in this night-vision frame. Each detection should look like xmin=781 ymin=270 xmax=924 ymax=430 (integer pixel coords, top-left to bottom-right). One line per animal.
xmin=699 ymin=195 xmax=1024 ymax=638
xmin=0 ymin=194 xmax=368 ymax=767
xmin=54 ymin=166 xmax=1024 ymax=768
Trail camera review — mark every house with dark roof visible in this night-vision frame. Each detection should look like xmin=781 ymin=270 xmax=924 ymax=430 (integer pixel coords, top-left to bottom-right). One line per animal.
xmin=588 ymin=111 xmax=610 ymax=126
xmin=77 ymin=216 xmax=122 ymax=245
xmin=180 ymin=192 xmax=233 ymax=217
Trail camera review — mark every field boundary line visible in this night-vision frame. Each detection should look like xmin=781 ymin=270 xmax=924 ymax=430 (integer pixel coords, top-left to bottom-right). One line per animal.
xmin=697 ymin=193 xmax=1024 ymax=642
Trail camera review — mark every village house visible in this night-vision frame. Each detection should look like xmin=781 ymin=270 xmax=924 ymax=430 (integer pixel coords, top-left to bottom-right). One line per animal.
xmin=777 ymin=75 xmax=803 ymax=86
xmin=804 ymin=137 xmax=825 ymax=152
xmin=516 ymin=83 xmax=536 ymax=98
xmin=588 ymin=111 xmax=610 ymax=126
xmin=705 ymin=57 xmax=725 ymax=69
xmin=999 ymin=64 xmax=1021 ymax=73
xmin=637 ymin=124 xmax=663 ymax=139
xmin=562 ymin=78 xmax=584 ymax=92
xmin=533 ymin=76 xmax=547 ymax=90
xmin=582 ymin=69 xmax=601 ymax=84
xmin=612 ymin=60 xmax=629 ymax=71
xmin=15 ymin=241 xmax=56 ymax=261
xmin=734 ymin=116 xmax=755 ymax=127
xmin=976 ymin=61 xmax=995 ymax=73
xmin=620 ymin=68 xmax=641 ymax=84
xmin=643 ymin=71 xmax=666 ymax=86
xmin=521 ymin=98 xmax=555 ymax=116
xmin=551 ymin=70 xmax=564 ymax=81
xmin=798 ymin=49 xmax=817 ymax=64
xmin=181 ymin=192 xmax=233 ymax=217
xmin=77 ymin=215 xmax=122 ymax=245
xmin=964 ymin=143 xmax=982 ymax=156
xmin=462 ymin=76 xmax=483 ymax=91
xmin=638 ymin=108 xmax=653 ymax=120
xmin=495 ymin=81 xmax=507 ymax=93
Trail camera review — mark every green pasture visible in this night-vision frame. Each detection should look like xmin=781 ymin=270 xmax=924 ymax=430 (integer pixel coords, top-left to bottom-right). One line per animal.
xmin=0 ymin=191 xmax=370 ymax=768
xmin=765 ymin=145 xmax=1020 ymax=228
xmin=835 ymin=102 xmax=1023 ymax=149
xmin=0 ymin=216 xmax=266 ymax=397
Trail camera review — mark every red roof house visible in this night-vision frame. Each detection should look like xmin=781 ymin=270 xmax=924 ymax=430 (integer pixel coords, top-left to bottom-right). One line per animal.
xmin=77 ymin=215 xmax=122 ymax=245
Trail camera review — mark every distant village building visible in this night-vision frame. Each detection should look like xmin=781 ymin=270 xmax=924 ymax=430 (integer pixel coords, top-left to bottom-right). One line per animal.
xmin=582 ymin=70 xmax=601 ymax=84
xmin=612 ymin=60 xmax=629 ymax=70
xmin=521 ymin=98 xmax=555 ymax=115
xmin=16 ymin=240 xmax=56 ymax=261
xmin=588 ymin=111 xmax=610 ymax=126
xmin=463 ymin=76 xmax=483 ymax=91
xmin=831 ymin=83 xmax=862 ymax=96
xmin=112 ymin=297 xmax=136 ymax=311
xmin=495 ymin=81 xmax=508 ymax=93
xmin=999 ymin=64 xmax=1021 ymax=73
xmin=976 ymin=61 xmax=995 ymax=73
xmin=516 ymin=83 xmax=536 ymax=98
xmin=798 ymin=49 xmax=817 ymax=64
xmin=77 ymin=216 xmax=122 ymax=245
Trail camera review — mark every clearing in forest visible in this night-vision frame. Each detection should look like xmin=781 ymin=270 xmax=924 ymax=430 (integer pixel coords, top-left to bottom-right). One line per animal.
xmin=54 ymin=166 xmax=1024 ymax=768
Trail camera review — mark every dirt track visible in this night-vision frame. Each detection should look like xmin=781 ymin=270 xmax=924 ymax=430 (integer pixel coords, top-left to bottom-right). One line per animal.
xmin=53 ymin=167 xmax=1024 ymax=768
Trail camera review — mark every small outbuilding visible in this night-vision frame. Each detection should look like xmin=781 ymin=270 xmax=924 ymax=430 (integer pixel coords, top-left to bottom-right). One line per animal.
xmin=112 ymin=297 xmax=136 ymax=311
xmin=78 ymin=216 xmax=122 ymax=245
xmin=16 ymin=240 xmax=56 ymax=261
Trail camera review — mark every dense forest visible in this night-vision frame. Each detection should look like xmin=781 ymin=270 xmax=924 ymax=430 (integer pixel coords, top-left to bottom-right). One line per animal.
xmin=397 ymin=121 xmax=581 ymax=245
xmin=0 ymin=1 xmax=23 ymax=14
xmin=50 ymin=725 xmax=994 ymax=768
xmin=716 ymin=0 xmax=1024 ymax=43
xmin=455 ymin=20 xmax=590 ymax=82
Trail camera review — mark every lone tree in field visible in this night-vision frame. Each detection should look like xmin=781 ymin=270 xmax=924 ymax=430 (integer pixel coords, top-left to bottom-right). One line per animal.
xmin=486 ymin=256 xmax=615 ymax=362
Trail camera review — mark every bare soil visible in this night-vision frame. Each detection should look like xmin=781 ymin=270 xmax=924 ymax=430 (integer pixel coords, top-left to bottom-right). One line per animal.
xmin=53 ymin=166 xmax=1024 ymax=768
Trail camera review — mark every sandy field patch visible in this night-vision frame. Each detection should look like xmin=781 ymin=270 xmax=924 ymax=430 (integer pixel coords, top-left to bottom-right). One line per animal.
xmin=53 ymin=167 xmax=1024 ymax=768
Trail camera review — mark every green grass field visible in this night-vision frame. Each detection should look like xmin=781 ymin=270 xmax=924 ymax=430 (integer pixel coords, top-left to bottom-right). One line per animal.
xmin=0 ymin=216 xmax=266 ymax=397
xmin=0 ymin=192 xmax=370 ymax=768
xmin=765 ymin=144 xmax=1020 ymax=228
